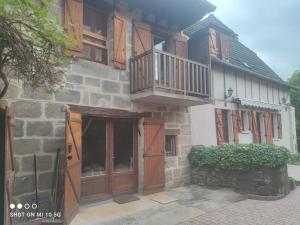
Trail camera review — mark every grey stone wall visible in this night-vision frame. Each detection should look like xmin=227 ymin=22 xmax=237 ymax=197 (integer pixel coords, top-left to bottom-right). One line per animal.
xmin=4 ymin=58 xmax=192 ymax=211
xmin=2 ymin=2 xmax=193 ymax=224
xmin=191 ymin=166 xmax=290 ymax=196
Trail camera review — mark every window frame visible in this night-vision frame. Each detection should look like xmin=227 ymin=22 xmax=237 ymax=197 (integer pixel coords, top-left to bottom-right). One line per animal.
xmin=82 ymin=2 xmax=108 ymax=64
xmin=164 ymin=129 xmax=180 ymax=156
xmin=242 ymin=111 xmax=250 ymax=131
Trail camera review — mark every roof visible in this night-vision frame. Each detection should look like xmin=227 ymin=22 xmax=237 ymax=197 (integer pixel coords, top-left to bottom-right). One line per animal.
xmin=184 ymin=14 xmax=293 ymax=88
xmin=184 ymin=14 xmax=236 ymax=36
xmin=128 ymin=0 xmax=216 ymax=30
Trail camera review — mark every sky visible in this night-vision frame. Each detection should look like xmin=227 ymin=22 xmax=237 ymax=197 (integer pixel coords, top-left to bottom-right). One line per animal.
xmin=207 ymin=0 xmax=300 ymax=80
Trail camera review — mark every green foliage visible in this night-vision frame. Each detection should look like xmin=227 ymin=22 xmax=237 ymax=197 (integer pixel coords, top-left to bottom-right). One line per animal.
xmin=0 ymin=0 xmax=69 ymax=98
xmin=288 ymin=70 xmax=300 ymax=153
xmin=288 ymin=153 xmax=300 ymax=165
xmin=188 ymin=144 xmax=290 ymax=171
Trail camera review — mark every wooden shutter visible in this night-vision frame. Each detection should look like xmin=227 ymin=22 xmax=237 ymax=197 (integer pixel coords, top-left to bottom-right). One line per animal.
xmin=174 ymin=34 xmax=188 ymax=58
xmin=264 ymin=112 xmax=273 ymax=144
xmin=1 ymin=102 xmax=15 ymax=225
xmin=251 ymin=111 xmax=260 ymax=144
xmin=143 ymin=117 xmax=165 ymax=194
xmin=248 ymin=110 xmax=253 ymax=131
xmin=237 ymin=110 xmax=243 ymax=132
xmin=65 ymin=0 xmax=83 ymax=56
xmin=278 ymin=113 xmax=282 ymax=139
xmin=220 ymin=33 xmax=230 ymax=62
xmin=215 ymin=109 xmax=225 ymax=144
xmin=132 ymin=20 xmax=152 ymax=56
xmin=114 ymin=10 xmax=127 ymax=70
xmin=64 ymin=109 xmax=82 ymax=225
xmin=209 ymin=28 xmax=219 ymax=58
xmin=232 ymin=110 xmax=239 ymax=144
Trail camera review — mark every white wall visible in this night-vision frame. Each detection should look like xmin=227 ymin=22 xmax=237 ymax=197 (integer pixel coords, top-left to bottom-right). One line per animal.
xmin=191 ymin=104 xmax=217 ymax=146
xmin=191 ymin=64 xmax=297 ymax=153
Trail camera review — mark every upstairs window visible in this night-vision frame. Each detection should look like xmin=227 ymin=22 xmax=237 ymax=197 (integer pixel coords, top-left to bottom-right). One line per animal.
xmin=83 ymin=3 xmax=107 ymax=64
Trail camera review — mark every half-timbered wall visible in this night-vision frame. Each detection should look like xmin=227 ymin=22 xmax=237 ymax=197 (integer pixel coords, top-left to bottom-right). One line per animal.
xmin=191 ymin=63 xmax=297 ymax=153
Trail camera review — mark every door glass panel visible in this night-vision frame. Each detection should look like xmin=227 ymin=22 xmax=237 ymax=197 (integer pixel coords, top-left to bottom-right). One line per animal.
xmin=82 ymin=117 xmax=106 ymax=177
xmin=113 ymin=120 xmax=134 ymax=172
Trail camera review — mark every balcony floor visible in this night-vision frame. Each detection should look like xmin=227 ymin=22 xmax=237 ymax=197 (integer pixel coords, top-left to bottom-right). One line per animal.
xmin=131 ymin=89 xmax=209 ymax=107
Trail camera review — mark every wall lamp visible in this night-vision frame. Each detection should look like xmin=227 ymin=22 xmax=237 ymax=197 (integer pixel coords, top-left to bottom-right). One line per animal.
xmin=225 ymin=87 xmax=234 ymax=99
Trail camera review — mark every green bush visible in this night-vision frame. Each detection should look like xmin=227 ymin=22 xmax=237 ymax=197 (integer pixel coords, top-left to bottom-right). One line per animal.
xmin=188 ymin=144 xmax=289 ymax=171
xmin=288 ymin=153 xmax=300 ymax=164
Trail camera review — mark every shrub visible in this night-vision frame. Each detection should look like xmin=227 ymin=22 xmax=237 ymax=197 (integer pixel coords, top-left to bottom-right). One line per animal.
xmin=288 ymin=153 xmax=300 ymax=164
xmin=188 ymin=144 xmax=289 ymax=171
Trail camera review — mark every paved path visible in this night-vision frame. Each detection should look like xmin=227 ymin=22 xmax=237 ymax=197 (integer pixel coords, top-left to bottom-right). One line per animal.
xmin=179 ymin=187 xmax=300 ymax=225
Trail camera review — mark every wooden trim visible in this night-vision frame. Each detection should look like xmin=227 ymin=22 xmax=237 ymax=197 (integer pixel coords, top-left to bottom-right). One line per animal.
xmin=83 ymin=30 xmax=107 ymax=41
xmin=83 ymin=40 xmax=107 ymax=50
xmin=165 ymin=129 xmax=180 ymax=135
xmin=69 ymin=105 xmax=150 ymax=118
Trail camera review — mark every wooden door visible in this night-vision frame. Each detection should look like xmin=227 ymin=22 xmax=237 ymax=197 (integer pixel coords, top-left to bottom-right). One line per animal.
xmin=111 ymin=120 xmax=138 ymax=195
xmin=64 ymin=110 xmax=82 ymax=225
xmin=1 ymin=102 xmax=15 ymax=225
xmin=143 ymin=117 xmax=165 ymax=194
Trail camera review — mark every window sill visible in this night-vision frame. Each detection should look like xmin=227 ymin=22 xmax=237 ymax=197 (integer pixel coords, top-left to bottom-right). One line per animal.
xmin=241 ymin=130 xmax=251 ymax=134
xmin=273 ymin=138 xmax=281 ymax=142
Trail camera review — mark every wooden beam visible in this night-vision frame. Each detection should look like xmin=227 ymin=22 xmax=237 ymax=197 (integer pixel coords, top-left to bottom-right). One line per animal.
xmin=69 ymin=104 xmax=151 ymax=118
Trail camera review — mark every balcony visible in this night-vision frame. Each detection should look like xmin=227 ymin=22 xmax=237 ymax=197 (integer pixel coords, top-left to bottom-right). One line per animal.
xmin=130 ymin=49 xmax=210 ymax=107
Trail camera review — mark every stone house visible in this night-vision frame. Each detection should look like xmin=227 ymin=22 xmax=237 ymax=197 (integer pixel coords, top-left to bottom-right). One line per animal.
xmin=2 ymin=0 xmax=216 ymax=224
xmin=186 ymin=15 xmax=297 ymax=152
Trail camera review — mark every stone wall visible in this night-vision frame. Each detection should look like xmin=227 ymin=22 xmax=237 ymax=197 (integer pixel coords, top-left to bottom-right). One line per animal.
xmin=1 ymin=2 xmax=193 ymax=224
xmin=191 ymin=166 xmax=289 ymax=197
xmin=3 ymin=59 xmax=192 ymax=216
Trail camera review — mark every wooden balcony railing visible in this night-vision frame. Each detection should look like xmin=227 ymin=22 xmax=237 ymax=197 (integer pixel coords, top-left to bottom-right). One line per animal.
xmin=130 ymin=49 xmax=210 ymax=98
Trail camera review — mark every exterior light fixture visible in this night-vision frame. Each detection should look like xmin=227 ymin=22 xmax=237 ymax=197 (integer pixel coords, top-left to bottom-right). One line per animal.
xmin=225 ymin=87 xmax=234 ymax=99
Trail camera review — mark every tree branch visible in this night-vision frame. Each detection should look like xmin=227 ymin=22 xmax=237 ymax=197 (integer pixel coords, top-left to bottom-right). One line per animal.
xmin=0 ymin=70 xmax=9 ymax=99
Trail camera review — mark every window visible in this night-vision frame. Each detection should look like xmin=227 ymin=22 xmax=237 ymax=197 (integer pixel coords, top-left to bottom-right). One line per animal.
xmin=271 ymin=113 xmax=279 ymax=139
xmin=153 ymin=35 xmax=167 ymax=51
xmin=242 ymin=111 xmax=250 ymax=131
xmin=165 ymin=135 xmax=176 ymax=156
xmin=222 ymin=110 xmax=229 ymax=143
xmin=83 ymin=3 xmax=107 ymax=64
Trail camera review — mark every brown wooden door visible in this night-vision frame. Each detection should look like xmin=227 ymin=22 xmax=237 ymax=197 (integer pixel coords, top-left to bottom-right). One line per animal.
xmin=64 ymin=110 xmax=82 ymax=225
xmin=1 ymin=102 xmax=15 ymax=225
xmin=80 ymin=118 xmax=138 ymax=202
xmin=143 ymin=117 xmax=165 ymax=194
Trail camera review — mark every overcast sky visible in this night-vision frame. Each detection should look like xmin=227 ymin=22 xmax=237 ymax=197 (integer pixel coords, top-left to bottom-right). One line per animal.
xmin=207 ymin=0 xmax=300 ymax=80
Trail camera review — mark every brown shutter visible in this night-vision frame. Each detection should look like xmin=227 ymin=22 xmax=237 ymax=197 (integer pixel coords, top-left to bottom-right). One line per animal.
xmin=132 ymin=20 xmax=152 ymax=56
xmin=215 ymin=109 xmax=225 ymax=144
xmin=278 ymin=113 xmax=282 ymax=139
xmin=237 ymin=110 xmax=243 ymax=132
xmin=143 ymin=117 xmax=165 ymax=194
xmin=248 ymin=110 xmax=253 ymax=131
xmin=232 ymin=110 xmax=239 ymax=144
xmin=174 ymin=34 xmax=188 ymax=58
xmin=251 ymin=111 xmax=260 ymax=144
xmin=65 ymin=0 xmax=83 ymax=56
xmin=209 ymin=28 xmax=219 ymax=58
xmin=220 ymin=33 xmax=229 ymax=62
xmin=64 ymin=109 xmax=82 ymax=225
xmin=264 ymin=112 xmax=273 ymax=144
xmin=114 ymin=10 xmax=127 ymax=70
xmin=1 ymin=102 xmax=15 ymax=225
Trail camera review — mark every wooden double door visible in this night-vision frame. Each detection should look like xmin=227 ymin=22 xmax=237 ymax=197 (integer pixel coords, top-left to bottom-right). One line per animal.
xmin=64 ymin=110 xmax=138 ymax=224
